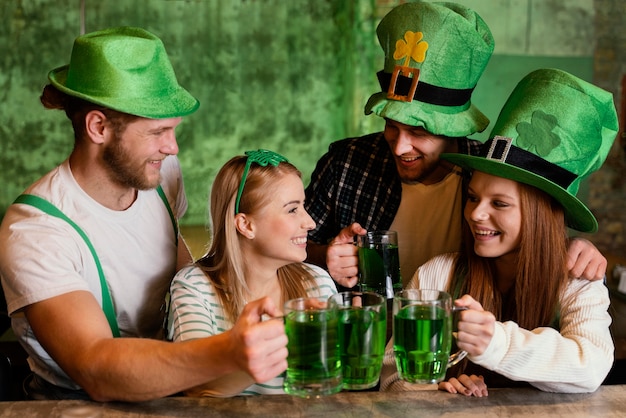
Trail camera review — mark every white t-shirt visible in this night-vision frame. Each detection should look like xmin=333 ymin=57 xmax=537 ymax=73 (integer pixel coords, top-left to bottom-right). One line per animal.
xmin=0 ymin=156 xmax=186 ymax=389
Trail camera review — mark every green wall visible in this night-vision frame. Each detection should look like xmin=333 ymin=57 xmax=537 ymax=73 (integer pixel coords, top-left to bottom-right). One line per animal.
xmin=471 ymin=55 xmax=593 ymax=143
xmin=0 ymin=0 xmax=593 ymax=226
xmin=1 ymin=0 xmax=382 ymax=225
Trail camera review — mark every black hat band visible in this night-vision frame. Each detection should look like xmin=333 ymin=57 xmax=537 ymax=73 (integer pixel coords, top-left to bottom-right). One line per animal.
xmin=377 ymin=70 xmax=474 ymax=106
xmin=482 ymin=136 xmax=577 ymax=190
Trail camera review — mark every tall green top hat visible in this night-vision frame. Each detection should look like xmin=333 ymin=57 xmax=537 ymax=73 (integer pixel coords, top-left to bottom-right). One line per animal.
xmin=48 ymin=26 xmax=199 ymax=119
xmin=442 ymin=68 xmax=618 ymax=233
xmin=365 ymin=1 xmax=494 ymax=137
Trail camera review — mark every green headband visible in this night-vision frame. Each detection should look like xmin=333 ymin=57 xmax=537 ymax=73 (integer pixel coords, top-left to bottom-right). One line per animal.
xmin=234 ymin=149 xmax=289 ymax=214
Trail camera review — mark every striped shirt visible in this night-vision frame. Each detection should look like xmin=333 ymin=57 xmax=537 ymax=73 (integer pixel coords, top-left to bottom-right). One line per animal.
xmin=167 ymin=262 xmax=337 ymax=395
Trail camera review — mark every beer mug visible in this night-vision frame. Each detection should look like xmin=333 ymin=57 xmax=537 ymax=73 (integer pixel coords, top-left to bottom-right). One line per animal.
xmin=356 ymin=230 xmax=401 ymax=299
xmin=329 ymin=291 xmax=386 ymax=390
xmin=283 ymin=297 xmax=342 ymax=397
xmin=392 ymin=289 xmax=467 ymax=384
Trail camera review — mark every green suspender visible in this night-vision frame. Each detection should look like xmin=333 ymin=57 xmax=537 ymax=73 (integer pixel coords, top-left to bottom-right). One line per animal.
xmin=13 ymin=194 xmax=121 ymax=337
xmin=13 ymin=185 xmax=177 ymax=338
xmin=156 ymin=185 xmax=178 ymax=247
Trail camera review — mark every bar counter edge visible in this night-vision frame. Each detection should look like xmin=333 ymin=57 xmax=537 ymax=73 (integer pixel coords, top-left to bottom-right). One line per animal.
xmin=0 ymin=385 xmax=624 ymax=417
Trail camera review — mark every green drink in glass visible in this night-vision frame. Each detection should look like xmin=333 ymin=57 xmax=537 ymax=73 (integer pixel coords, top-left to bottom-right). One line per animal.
xmin=284 ymin=297 xmax=342 ymax=398
xmin=394 ymin=304 xmax=450 ymax=383
xmin=393 ymin=289 xmax=467 ymax=384
xmin=357 ymin=231 xmax=402 ymax=299
xmin=330 ymin=292 xmax=386 ymax=390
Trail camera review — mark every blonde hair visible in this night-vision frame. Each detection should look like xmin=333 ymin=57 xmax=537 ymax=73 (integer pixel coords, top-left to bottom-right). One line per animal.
xmin=196 ymin=155 xmax=314 ymax=322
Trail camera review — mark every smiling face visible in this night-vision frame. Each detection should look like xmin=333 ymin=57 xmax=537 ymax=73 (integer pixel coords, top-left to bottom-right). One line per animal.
xmin=383 ymin=118 xmax=455 ymax=185
xmin=103 ymin=116 xmax=182 ymax=190
xmin=245 ymin=172 xmax=316 ymax=267
xmin=464 ymin=171 xmax=523 ymax=260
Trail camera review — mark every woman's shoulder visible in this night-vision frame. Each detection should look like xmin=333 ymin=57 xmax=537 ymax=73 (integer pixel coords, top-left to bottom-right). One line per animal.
xmin=562 ymin=276 xmax=611 ymax=304
xmin=300 ymin=262 xmax=331 ymax=277
xmin=171 ymin=264 xmax=214 ymax=290
xmin=406 ymin=253 xmax=459 ymax=289
xmin=173 ymin=263 xmax=203 ymax=279
xmin=301 ymin=263 xmax=338 ymax=296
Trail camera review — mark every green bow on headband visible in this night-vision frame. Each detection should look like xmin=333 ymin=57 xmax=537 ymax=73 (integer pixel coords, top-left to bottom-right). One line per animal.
xmin=235 ymin=149 xmax=289 ymax=214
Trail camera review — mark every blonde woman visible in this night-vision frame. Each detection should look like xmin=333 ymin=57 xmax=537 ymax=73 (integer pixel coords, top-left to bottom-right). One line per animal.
xmin=168 ymin=150 xmax=336 ymax=397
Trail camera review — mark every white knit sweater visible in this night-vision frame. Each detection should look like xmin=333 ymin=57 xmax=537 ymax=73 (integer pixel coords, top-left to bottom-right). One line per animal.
xmin=381 ymin=253 xmax=614 ymax=393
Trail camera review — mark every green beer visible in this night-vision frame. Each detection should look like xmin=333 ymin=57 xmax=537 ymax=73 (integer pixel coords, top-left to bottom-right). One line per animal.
xmin=337 ymin=307 xmax=386 ymax=389
xmin=284 ymin=308 xmax=342 ymax=397
xmin=358 ymin=244 xmax=401 ymax=298
xmin=393 ymin=304 xmax=452 ymax=383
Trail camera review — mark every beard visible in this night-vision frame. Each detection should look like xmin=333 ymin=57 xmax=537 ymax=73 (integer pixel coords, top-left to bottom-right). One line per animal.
xmin=102 ymin=132 xmax=161 ymax=190
xmin=396 ymin=157 xmax=440 ymax=185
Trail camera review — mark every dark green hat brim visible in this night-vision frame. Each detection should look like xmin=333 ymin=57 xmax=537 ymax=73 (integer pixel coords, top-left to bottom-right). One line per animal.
xmin=441 ymin=153 xmax=597 ymax=233
xmin=365 ymin=2 xmax=494 ymax=137
xmin=365 ymin=92 xmax=490 ymax=137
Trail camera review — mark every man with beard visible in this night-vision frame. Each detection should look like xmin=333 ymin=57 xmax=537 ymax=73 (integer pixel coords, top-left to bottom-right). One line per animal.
xmin=305 ymin=2 xmax=606 ymax=289
xmin=0 ymin=27 xmax=287 ymax=402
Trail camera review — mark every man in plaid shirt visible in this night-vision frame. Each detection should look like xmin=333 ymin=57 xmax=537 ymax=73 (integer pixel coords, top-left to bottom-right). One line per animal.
xmin=305 ymin=2 xmax=606 ymax=289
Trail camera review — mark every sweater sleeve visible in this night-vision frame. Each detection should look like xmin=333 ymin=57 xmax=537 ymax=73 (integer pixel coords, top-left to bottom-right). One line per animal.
xmin=392 ymin=256 xmax=613 ymax=393
xmin=406 ymin=253 xmax=458 ymax=290
xmin=470 ymin=278 xmax=614 ymax=392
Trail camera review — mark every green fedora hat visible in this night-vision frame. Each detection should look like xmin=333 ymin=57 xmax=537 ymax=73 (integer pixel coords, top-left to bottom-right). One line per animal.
xmin=442 ymin=68 xmax=618 ymax=233
xmin=365 ymin=1 xmax=494 ymax=138
xmin=48 ymin=26 xmax=199 ymax=119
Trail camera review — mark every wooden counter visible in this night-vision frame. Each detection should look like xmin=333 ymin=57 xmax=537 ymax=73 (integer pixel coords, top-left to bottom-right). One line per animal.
xmin=0 ymin=386 xmax=624 ymax=417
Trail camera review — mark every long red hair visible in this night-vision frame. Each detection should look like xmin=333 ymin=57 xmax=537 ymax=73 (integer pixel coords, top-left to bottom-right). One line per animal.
xmin=450 ymin=181 xmax=569 ymax=329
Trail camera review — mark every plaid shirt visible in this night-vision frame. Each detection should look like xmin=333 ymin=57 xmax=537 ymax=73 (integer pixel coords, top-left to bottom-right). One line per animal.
xmin=305 ymin=132 xmax=481 ymax=244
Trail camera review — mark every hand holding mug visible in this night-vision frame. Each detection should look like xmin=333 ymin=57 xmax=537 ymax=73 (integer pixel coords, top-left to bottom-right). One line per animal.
xmin=453 ymin=294 xmax=496 ymax=357
xmin=229 ymin=297 xmax=288 ymax=383
xmin=326 ymin=223 xmax=367 ymax=288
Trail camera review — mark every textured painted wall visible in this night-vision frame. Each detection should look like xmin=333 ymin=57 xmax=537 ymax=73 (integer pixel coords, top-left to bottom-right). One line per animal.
xmin=589 ymin=0 xmax=626 ymax=260
xmin=4 ymin=0 xmax=621 ymax=258
xmin=0 ymin=0 xmax=382 ymax=225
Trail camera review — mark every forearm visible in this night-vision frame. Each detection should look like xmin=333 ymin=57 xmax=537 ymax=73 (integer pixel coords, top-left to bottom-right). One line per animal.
xmin=68 ymin=332 xmax=239 ymax=402
xmin=184 ymin=370 xmax=254 ymax=398
xmin=470 ymin=283 xmax=614 ymax=394
xmin=473 ymin=321 xmax=613 ymax=393
xmin=28 ymin=291 xmax=285 ymax=402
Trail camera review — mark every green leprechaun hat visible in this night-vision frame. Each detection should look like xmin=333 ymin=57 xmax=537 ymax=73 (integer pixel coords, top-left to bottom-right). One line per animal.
xmin=48 ymin=26 xmax=199 ymax=119
xmin=365 ymin=1 xmax=494 ymax=138
xmin=442 ymin=68 xmax=618 ymax=233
